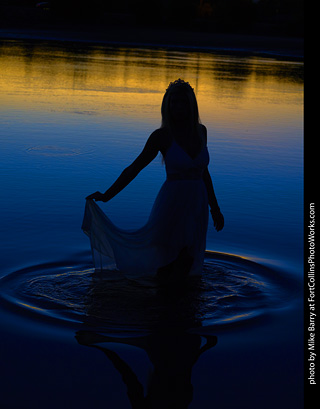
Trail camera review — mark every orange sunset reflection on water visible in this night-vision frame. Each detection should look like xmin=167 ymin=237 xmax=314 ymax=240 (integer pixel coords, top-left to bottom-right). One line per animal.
xmin=0 ymin=41 xmax=303 ymax=131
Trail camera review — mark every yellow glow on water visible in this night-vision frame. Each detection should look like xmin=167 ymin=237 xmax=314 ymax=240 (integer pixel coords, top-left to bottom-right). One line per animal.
xmin=17 ymin=301 xmax=46 ymax=313
xmin=0 ymin=42 xmax=303 ymax=128
xmin=219 ymin=313 xmax=255 ymax=323
xmin=206 ymin=250 xmax=247 ymax=259
xmin=206 ymin=250 xmax=279 ymax=268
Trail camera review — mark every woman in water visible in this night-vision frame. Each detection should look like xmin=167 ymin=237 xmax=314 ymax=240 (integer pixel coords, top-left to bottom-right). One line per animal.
xmin=83 ymin=79 xmax=224 ymax=280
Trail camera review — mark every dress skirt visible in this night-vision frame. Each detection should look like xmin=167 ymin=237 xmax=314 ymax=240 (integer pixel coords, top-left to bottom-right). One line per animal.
xmin=82 ymin=178 xmax=209 ymax=278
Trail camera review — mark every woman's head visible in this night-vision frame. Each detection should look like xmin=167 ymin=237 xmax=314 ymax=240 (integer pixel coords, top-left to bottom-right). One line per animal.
xmin=161 ymin=79 xmax=200 ymax=130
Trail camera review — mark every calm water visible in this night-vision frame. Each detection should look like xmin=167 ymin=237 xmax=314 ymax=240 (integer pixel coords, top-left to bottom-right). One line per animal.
xmin=0 ymin=39 xmax=304 ymax=409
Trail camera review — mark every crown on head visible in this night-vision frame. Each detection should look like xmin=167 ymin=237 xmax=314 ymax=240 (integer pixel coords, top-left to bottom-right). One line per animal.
xmin=166 ymin=78 xmax=194 ymax=92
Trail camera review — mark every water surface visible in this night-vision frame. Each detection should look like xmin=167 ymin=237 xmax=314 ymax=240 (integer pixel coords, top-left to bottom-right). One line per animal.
xmin=0 ymin=39 xmax=304 ymax=274
xmin=0 ymin=39 xmax=304 ymax=409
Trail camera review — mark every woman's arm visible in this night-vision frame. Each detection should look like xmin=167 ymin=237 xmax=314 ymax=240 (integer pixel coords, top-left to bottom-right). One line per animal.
xmin=200 ymin=125 xmax=224 ymax=231
xmin=202 ymin=167 xmax=220 ymax=211
xmin=202 ymin=167 xmax=224 ymax=232
xmin=86 ymin=130 xmax=161 ymax=202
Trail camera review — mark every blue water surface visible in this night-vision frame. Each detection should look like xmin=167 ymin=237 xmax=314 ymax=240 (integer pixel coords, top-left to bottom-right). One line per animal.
xmin=0 ymin=40 xmax=303 ymax=276
xmin=0 ymin=39 xmax=304 ymax=409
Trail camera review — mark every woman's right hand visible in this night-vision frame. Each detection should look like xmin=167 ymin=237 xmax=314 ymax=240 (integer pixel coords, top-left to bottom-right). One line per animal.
xmin=86 ymin=191 xmax=107 ymax=202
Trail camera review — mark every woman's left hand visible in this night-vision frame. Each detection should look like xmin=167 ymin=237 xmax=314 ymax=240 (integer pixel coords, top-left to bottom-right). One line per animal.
xmin=211 ymin=209 xmax=224 ymax=232
xmin=86 ymin=191 xmax=106 ymax=201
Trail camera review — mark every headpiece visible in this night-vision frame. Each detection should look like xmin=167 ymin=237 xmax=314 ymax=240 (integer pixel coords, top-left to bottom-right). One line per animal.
xmin=166 ymin=78 xmax=194 ymax=93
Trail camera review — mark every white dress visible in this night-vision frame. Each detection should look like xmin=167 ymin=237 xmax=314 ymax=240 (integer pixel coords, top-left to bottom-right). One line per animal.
xmin=82 ymin=139 xmax=210 ymax=277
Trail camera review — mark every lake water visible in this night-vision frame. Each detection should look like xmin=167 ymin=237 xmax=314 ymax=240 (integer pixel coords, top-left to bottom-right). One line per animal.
xmin=0 ymin=39 xmax=304 ymax=408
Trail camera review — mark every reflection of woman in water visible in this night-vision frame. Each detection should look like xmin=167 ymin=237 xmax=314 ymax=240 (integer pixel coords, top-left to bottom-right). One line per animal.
xmin=76 ymin=264 xmax=217 ymax=408
xmin=76 ymin=330 xmax=217 ymax=409
xmin=83 ymin=79 xmax=224 ymax=279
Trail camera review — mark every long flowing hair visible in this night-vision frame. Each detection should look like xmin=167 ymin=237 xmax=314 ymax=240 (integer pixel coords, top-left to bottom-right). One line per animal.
xmin=160 ymin=79 xmax=201 ymax=138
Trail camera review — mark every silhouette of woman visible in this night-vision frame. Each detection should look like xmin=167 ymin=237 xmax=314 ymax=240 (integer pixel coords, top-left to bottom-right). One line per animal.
xmin=83 ymin=79 xmax=224 ymax=279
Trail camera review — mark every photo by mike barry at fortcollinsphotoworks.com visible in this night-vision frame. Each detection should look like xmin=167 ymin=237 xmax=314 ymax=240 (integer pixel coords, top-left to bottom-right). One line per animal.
xmin=306 ymin=202 xmax=316 ymax=391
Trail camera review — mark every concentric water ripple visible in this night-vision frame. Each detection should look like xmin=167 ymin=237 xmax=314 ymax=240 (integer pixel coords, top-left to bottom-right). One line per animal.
xmin=0 ymin=252 xmax=300 ymax=334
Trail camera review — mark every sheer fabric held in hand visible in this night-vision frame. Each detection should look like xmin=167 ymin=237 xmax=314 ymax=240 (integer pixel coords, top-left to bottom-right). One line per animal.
xmin=82 ymin=139 xmax=210 ymax=278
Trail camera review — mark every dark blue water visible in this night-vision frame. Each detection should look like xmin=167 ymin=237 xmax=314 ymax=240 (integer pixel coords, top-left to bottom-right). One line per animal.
xmin=0 ymin=39 xmax=304 ymax=408
xmin=0 ymin=252 xmax=301 ymax=331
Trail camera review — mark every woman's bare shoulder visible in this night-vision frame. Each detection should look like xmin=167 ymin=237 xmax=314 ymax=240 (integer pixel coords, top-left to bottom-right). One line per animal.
xmin=198 ymin=124 xmax=207 ymax=143
xmin=150 ymin=127 xmax=169 ymax=139
xmin=149 ymin=127 xmax=171 ymax=152
xmin=200 ymin=123 xmax=207 ymax=133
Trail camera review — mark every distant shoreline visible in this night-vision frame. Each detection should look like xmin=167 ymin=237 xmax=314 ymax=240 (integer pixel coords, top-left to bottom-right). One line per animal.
xmin=0 ymin=26 xmax=303 ymax=60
